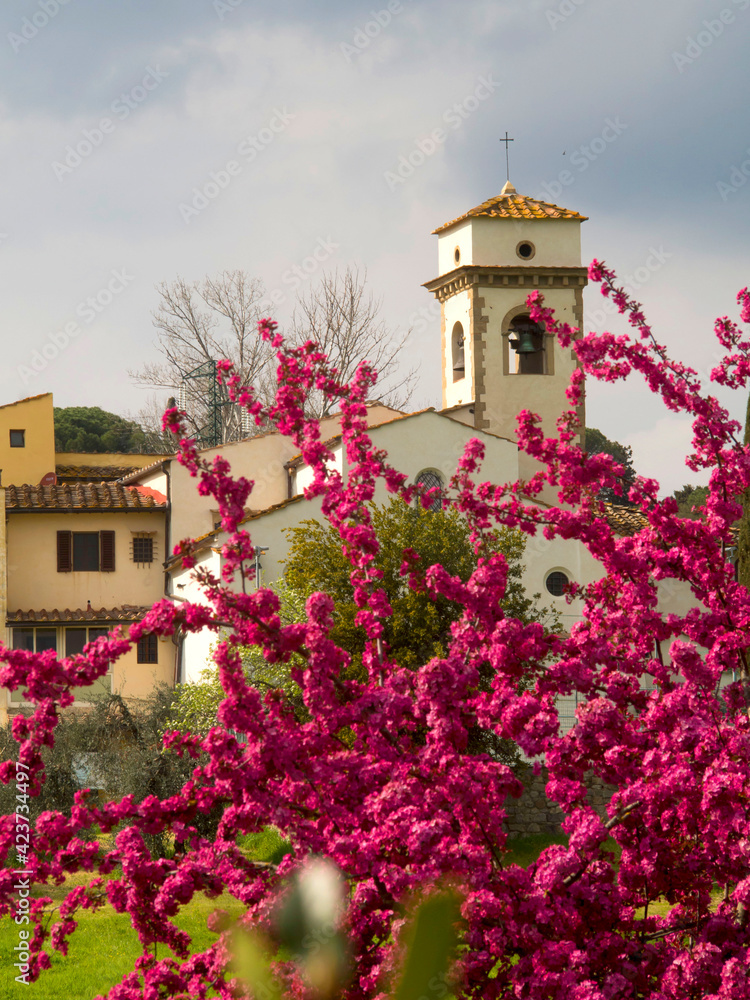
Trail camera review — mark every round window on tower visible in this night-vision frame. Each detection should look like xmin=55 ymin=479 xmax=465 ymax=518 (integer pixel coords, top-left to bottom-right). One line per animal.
xmin=454 ymin=246 xmax=461 ymax=265
xmin=516 ymin=240 xmax=536 ymax=261
xmin=545 ymin=570 xmax=570 ymax=597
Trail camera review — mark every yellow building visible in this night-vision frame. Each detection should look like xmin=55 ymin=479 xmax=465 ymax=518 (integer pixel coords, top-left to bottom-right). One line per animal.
xmin=0 ymin=393 xmax=56 ymax=488
xmin=0 ymin=394 xmax=173 ymax=724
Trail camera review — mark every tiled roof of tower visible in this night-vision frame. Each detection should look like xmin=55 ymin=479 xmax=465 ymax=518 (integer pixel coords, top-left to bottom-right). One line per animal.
xmin=5 ymin=482 xmax=167 ymax=511
xmin=433 ymin=183 xmax=588 ymax=233
xmin=7 ymin=606 xmax=150 ymax=624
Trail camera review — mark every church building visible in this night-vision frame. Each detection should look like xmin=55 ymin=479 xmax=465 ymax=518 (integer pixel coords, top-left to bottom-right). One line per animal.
xmin=1 ymin=183 xmax=695 ymax=726
xmin=162 ymin=182 xmax=672 ymax=696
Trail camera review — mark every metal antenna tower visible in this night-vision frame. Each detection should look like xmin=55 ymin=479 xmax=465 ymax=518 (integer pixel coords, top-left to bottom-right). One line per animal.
xmin=181 ymin=359 xmax=223 ymax=448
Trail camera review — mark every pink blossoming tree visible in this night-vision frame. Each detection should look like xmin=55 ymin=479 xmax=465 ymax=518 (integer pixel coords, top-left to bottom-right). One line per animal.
xmin=2 ymin=265 xmax=750 ymax=1000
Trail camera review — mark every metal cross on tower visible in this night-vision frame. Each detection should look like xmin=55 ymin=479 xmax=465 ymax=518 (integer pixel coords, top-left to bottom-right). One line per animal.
xmin=500 ymin=131 xmax=514 ymax=182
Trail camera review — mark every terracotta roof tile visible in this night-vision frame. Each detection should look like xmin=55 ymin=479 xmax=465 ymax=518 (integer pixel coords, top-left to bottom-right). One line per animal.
xmin=0 ymin=392 xmax=52 ymax=411
xmin=56 ymin=464 xmax=138 ymax=482
xmin=7 ymin=606 xmax=150 ymax=624
xmin=433 ymin=186 xmax=587 ymax=233
xmin=5 ymin=482 xmax=168 ymax=511
xmin=603 ymin=503 xmax=648 ymax=536
xmin=119 ymin=458 xmax=172 ymax=483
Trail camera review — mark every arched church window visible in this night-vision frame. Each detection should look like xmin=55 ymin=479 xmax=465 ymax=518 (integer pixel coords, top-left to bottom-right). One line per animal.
xmin=416 ymin=470 xmax=444 ymax=511
xmin=451 ymin=322 xmax=465 ymax=382
xmin=508 ymin=315 xmax=546 ymax=375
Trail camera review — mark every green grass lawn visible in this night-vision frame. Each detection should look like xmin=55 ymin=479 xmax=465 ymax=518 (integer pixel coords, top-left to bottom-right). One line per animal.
xmin=0 ymin=828 xmax=290 ymax=1000
xmin=1 ymin=892 xmax=246 ymax=1000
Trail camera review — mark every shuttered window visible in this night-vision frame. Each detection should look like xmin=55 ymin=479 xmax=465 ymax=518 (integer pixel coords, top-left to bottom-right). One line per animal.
xmin=56 ymin=531 xmax=115 ymax=572
xmin=57 ymin=530 xmax=72 ymax=572
xmin=100 ymin=531 xmax=115 ymax=572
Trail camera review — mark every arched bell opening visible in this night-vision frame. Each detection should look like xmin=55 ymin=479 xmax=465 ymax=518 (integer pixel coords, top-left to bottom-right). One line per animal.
xmin=451 ymin=321 xmax=465 ymax=382
xmin=507 ymin=315 xmax=547 ymax=375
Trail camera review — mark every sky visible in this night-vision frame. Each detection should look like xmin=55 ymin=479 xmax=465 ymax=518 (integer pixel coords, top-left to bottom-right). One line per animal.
xmin=1 ymin=0 xmax=748 ymax=495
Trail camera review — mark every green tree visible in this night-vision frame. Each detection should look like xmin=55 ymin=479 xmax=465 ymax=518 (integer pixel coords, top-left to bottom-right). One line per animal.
xmin=172 ymin=506 xmax=553 ymax=766
xmin=284 ymin=499 xmax=555 ymax=765
xmin=54 ymin=406 xmax=149 ymax=454
xmin=171 ymin=582 xmax=307 ymax=736
xmin=585 ymin=426 xmax=638 ymax=505
xmin=672 ymin=482 xmax=710 ymax=519
xmin=174 ymin=504 xmax=552 ymax=764
xmin=0 ymin=689 xmax=218 ymax=857
xmin=284 ymin=498 xmax=552 ymax=674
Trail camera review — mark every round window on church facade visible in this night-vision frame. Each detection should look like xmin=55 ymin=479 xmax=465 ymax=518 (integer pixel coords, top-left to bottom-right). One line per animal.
xmin=545 ymin=570 xmax=570 ymax=596
xmin=516 ymin=241 xmax=536 ymax=260
xmin=454 ymin=246 xmax=461 ymax=264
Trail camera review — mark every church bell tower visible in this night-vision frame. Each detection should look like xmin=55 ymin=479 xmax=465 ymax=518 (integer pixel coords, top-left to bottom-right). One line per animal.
xmin=424 ymin=181 xmax=588 ymax=451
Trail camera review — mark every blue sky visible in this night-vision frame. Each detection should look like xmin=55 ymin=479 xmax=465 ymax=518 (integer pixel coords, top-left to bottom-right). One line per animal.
xmin=1 ymin=0 xmax=748 ymax=493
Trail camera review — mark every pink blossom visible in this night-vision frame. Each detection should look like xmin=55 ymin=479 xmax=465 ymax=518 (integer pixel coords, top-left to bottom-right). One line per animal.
xmin=3 ymin=279 xmax=750 ymax=997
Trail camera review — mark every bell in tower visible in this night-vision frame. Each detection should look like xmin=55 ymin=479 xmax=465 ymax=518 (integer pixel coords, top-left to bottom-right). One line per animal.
xmin=423 ymin=179 xmax=588 ymax=450
xmin=508 ymin=316 xmax=546 ymax=375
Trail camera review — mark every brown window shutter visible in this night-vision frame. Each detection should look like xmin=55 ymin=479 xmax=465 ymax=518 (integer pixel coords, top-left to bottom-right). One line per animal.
xmin=57 ymin=531 xmax=72 ymax=572
xmin=100 ymin=531 xmax=116 ymax=572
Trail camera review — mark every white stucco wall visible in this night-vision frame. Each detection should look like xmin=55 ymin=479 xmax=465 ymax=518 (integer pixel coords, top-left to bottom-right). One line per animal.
xmin=164 ymin=405 xmax=405 ymax=547
xmin=438 ymin=217 xmax=582 ymax=275
xmin=171 ymin=548 xmax=223 ymax=684
xmin=356 ymin=411 xmax=519 ymax=499
xmin=293 ymin=443 xmax=343 ymax=495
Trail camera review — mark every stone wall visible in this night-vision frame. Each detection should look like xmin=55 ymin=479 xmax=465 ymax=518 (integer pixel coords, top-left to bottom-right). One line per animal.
xmin=504 ymin=764 xmax=615 ymax=839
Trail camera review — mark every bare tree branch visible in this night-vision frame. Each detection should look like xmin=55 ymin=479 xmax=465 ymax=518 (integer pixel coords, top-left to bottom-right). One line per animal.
xmin=288 ymin=266 xmax=418 ymax=418
xmin=130 ymin=271 xmax=272 ymax=445
xmin=131 ymin=266 xmax=417 ymax=442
